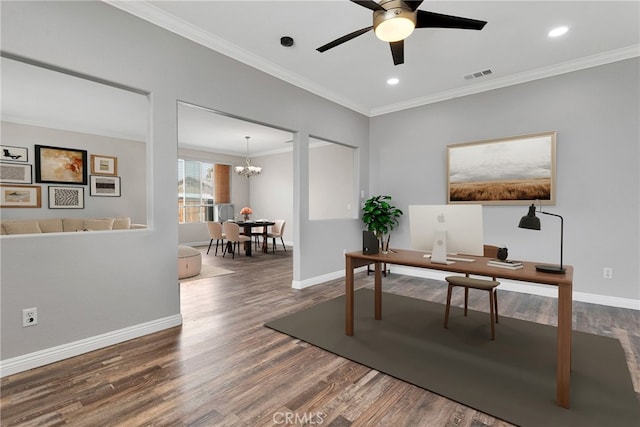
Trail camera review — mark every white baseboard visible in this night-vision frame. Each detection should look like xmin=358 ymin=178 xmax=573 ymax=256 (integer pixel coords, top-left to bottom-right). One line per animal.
xmin=0 ymin=314 xmax=183 ymax=378
xmin=292 ymin=266 xmax=369 ymax=289
xmin=295 ymin=266 xmax=640 ymax=310
xmin=386 ymin=266 xmax=640 ymax=310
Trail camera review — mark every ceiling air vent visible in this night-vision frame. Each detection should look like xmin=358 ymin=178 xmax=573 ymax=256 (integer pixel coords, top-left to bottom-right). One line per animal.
xmin=464 ymin=69 xmax=493 ymax=80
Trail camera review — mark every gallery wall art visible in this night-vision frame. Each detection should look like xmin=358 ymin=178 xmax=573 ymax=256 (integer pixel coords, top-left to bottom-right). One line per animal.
xmin=447 ymin=131 xmax=557 ymax=205
xmin=35 ymin=145 xmax=88 ymax=185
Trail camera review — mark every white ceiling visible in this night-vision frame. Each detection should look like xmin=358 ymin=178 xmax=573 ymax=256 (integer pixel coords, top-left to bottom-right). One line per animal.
xmin=3 ymin=1 xmax=638 ymax=156
xmin=113 ymin=0 xmax=639 ymax=117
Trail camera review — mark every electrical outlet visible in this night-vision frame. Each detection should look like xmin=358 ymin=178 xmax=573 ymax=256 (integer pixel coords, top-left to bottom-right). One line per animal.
xmin=603 ymin=268 xmax=613 ymax=279
xmin=22 ymin=307 xmax=37 ymax=327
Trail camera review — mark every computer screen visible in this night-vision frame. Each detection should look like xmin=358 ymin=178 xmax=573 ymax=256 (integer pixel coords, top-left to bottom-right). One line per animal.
xmin=409 ymin=204 xmax=484 ymax=259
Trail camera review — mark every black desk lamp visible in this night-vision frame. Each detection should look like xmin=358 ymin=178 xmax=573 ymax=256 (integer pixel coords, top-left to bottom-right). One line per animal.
xmin=518 ymin=203 xmax=566 ymax=274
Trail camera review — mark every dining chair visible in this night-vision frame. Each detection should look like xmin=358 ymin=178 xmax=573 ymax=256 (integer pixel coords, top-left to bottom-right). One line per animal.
xmin=206 ymin=222 xmax=226 ymax=256
xmin=222 ymin=222 xmax=251 ymax=259
xmin=267 ymin=220 xmax=286 ymax=253
xmin=443 ymin=245 xmax=500 ymax=340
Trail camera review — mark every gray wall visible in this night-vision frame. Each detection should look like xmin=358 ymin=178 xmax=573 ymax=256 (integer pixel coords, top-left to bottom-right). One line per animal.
xmin=1 ymin=121 xmax=146 ymax=224
xmin=370 ymin=58 xmax=639 ymax=301
xmin=0 ymin=1 xmax=369 ymax=367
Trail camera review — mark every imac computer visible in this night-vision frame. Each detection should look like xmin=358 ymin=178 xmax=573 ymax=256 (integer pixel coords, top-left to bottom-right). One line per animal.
xmin=409 ymin=204 xmax=484 ymax=264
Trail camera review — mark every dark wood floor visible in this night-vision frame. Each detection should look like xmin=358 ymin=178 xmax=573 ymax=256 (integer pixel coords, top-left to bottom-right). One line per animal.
xmin=2 ymin=244 xmax=639 ymax=426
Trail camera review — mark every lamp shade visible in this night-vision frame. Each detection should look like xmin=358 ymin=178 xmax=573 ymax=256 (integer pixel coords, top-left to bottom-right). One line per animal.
xmin=518 ymin=204 xmax=541 ymax=230
xmin=373 ymin=4 xmax=417 ymax=42
xmin=517 ymin=202 xmax=566 ymax=274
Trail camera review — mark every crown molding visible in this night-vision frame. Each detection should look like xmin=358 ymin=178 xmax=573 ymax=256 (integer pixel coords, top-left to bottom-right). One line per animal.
xmin=105 ymin=2 xmax=638 ymax=118
xmin=370 ymin=44 xmax=640 ymax=116
xmin=104 ymin=1 xmax=369 ymax=116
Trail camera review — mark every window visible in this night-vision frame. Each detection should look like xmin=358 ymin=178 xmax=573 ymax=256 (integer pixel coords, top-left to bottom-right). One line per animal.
xmin=178 ymin=159 xmax=214 ymax=223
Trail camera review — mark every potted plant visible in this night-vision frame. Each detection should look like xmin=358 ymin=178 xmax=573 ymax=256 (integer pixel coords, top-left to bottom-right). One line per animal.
xmin=362 ymin=195 xmax=403 ymax=253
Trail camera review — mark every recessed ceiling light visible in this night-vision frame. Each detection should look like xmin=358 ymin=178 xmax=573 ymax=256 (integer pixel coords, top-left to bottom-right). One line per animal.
xmin=387 ymin=78 xmax=399 ymax=85
xmin=548 ymin=26 xmax=569 ymax=38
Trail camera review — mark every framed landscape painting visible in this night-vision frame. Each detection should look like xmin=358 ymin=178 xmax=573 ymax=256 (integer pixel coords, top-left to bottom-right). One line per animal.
xmin=447 ymin=131 xmax=556 ymax=205
xmin=35 ymin=145 xmax=88 ymax=185
xmin=0 ymin=185 xmax=41 ymax=208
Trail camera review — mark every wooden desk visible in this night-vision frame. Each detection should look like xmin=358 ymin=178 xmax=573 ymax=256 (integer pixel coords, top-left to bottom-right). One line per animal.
xmin=344 ymin=249 xmax=574 ymax=409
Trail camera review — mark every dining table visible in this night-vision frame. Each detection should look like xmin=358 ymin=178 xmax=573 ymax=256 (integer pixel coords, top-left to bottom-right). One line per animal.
xmin=235 ymin=220 xmax=275 ymax=256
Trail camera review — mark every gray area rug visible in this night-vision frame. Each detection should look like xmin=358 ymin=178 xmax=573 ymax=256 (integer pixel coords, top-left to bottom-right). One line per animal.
xmin=265 ymin=289 xmax=640 ymax=427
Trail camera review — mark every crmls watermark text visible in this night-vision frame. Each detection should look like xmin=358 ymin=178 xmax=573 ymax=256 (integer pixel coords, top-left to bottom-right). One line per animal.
xmin=272 ymin=411 xmax=327 ymax=425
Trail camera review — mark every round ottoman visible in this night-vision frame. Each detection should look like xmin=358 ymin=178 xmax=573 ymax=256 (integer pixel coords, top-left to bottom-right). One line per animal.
xmin=178 ymin=245 xmax=202 ymax=279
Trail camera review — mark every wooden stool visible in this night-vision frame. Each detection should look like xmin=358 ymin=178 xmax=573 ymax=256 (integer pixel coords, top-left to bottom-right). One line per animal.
xmin=444 ymin=275 xmax=500 ymax=340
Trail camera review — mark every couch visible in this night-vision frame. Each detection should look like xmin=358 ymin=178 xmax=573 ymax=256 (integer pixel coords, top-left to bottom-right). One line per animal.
xmin=0 ymin=217 xmax=146 ymax=235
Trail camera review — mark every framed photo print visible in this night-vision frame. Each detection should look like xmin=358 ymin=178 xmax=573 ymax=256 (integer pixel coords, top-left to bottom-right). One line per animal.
xmin=90 ymin=175 xmax=121 ymax=197
xmin=35 ymin=145 xmax=88 ymax=185
xmin=0 ymin=185 xmax=41 ymax=208
xmin=447 ymin=131 xmax=557 ymax=205
xmin=90 ymin=154 xmax=118 ymax=176
xmin=48 ymin=186 xmax=84 ymax=209
xmin=1 ymin=145 xmax=28 ymax=163
xmin=0 ymin=163 xmax=32 ymax=184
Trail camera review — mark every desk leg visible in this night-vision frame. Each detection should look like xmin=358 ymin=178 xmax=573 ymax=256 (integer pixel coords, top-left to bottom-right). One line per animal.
xmin=375 ymin=262 xmax=382 ymax=320
xmin=557 ymin=284 xmax=572 ymax=408
xmin=345 ymin=257 xmax=354 ymax=336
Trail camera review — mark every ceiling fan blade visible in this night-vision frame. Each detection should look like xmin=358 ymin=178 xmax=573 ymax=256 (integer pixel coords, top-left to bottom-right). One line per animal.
xmin=416 ymin=10 xmax=487 ymax=30
xmin=390 ymin=40 xmax=404 ymax=66
xmin=404 ymin=1 xmax=424 ymax=11
xmin=316 ymin=26 xmax=373 ymax=52
xmin=351 ymin=0 xmax=385 ymax=12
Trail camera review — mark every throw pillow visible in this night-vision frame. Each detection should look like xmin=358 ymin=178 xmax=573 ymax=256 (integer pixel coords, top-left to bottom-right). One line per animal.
xmin=2 ymin=220 xmax=42 ymax=235
xmin=38 ymin=218 xmax=64 ymax=233
xmin=63 ymin=218 xmax=84 ymax=232
xmin=83 ymin=218 xmax=115 ymax=231
xmin=111 ymin=217 xmax=131 ymax=230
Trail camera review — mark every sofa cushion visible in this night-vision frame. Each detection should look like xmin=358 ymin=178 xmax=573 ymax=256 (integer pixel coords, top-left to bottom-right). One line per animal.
xmin=111 ymin=217 xmax=131 ymax=230
xmin=62 ymin=218 xmax=85 ymax=232
xmin=37 ymin=218 xmax=64 ymax=233
xmin=2 ymin=220 xmax=42 ymax=235
xmin=83 ymin=218 xmax=115 ymax=231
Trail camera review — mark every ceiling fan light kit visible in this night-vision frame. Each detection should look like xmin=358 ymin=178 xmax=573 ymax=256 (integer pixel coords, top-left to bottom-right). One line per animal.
xmin=317 ymin=0 xmax=487 ymax=66
xmin=373 ymin=1 xmax=416 ymax=42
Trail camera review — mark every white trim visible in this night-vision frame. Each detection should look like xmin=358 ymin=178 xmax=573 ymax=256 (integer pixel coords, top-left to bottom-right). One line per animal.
xmin=370 ymin=45 xmax=640 ymax=116
xmin=0 ymin=314 xmax=182 ymax=378
xmin=296 ymin=266 xmax=640 ymax=310
xmin=102 ymin=1 xmax=639 ymax=117
xmin=292 ymin=266 xmax=367 ymax=289
xmin=104 ymin=0 xmax=368 ymax=115
xmin=389 ymin=266 xmax=640 ymax=310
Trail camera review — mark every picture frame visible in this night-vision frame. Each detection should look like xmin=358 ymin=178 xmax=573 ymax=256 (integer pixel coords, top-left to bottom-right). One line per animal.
xmin=35 ymin=145 xmax=88 ymax=185
xmin=90 ymin=154 xmax=118 ymax=176
xmin=0 ymin=163 xmax=32 ymax=184
xmin=90 ymin=175 xmax=121 ymax=197
xmin=0 ymin=145 xmax=28 ymax=163
xmin=0 ymin=184 xmax=41 ymax=208
xmin=48 ymin=186 xmax=84 ymax=209
xmin=447 ymin=131 xmax=557 ymax=205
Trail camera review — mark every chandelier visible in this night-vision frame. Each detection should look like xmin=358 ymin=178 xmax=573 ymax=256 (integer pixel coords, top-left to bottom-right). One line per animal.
xmin=234 ymin=136 xmax=262 ymax=178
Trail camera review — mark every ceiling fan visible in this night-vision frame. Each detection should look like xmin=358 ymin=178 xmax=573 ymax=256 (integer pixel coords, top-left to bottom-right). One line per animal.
xmin=316 ymin=0 xmax=487 ymax=66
